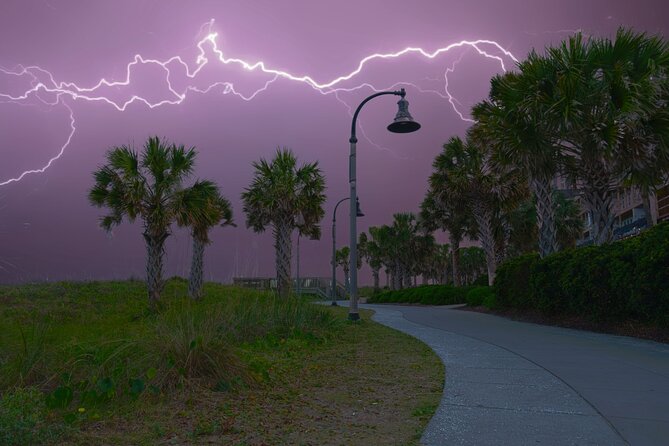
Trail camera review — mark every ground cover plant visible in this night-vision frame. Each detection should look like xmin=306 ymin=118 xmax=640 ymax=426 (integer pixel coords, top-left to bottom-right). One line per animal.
xmin=0 ymin=280 xmax=443 ymax=445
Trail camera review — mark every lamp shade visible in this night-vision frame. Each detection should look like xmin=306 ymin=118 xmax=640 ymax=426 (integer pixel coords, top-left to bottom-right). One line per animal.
xmin=387 ymin=96 xmax=421 ymax=133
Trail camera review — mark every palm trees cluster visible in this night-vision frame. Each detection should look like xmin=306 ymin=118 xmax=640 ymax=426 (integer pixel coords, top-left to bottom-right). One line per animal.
xmin=90 ymin=141 xmax=326 ymax=306
xmin=422 ymin=29 xmax=669 ymax=285
xmin=89 ymin=137 xmax=234 ymax=308
xmin=356 ymin=213 xmax=487 ymax=293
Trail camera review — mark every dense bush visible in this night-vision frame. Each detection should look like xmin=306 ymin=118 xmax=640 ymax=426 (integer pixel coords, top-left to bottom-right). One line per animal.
xmin=493 ymin=222 xmax=669 ymax=326
xmin=367 ymin=285 xmax=469 ymax=305
xmin=494 ymin=253 xmax=540 ymax=309
xmin=466 ymin=286 xmax=495 ymax=307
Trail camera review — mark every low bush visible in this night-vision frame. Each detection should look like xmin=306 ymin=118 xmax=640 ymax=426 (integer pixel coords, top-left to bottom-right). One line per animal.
xmin=482 ymin=292 xmax=498 ymax=310
xmin=493 ymin=222 xmax=669 ymax=326
xmin=466 ymin=286 xmax=494 ymax=307
xmin=367 ymin=285 xmax=469 ymax=305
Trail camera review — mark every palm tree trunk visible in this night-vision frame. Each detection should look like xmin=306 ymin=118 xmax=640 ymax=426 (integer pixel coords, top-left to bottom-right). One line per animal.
xmin=144 ymin=232 xmax=168 ymax=310
xmin=530 ymin=175 xmax=559 ymax=257
xmin=449 ymin=233 xmax=461 ymax=287
xmin=343 ymin=267 xmax=350 ymax=296
xmin=472 ymin=203 xmax=497 ymax=286
xmin=273 ymin=219 xmax=293 ymax=297
xmin=642 ymin=187 xmax=654 ymax=228
xmin=372 ymin=268 xmax=380 ymax=293
xmin=188 ymin=234 xmax=205 ymax=300
xmin=581 ymin=165 xmax=616 ymax=245
xmin=392 ymin=263 xmax=401 ymax=290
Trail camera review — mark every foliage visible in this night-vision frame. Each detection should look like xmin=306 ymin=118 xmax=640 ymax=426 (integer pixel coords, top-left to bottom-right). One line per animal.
xmin=494 ymin=253 xmax=540 ymax=310
xmin=0 ymin=281 xmax=443 ymax=445
xmin=175 ymin=180 xmax=235 ymax=299
xmin=493 ymin=223 xmax=669 ymax=325
xmin=465 ymin=286 xmax=495 ymax=307
xmin=0 ymin=387 xmax=65 ymax=446
xmin=88 ymin=137 xmax=212 ymax=308
xmin=241 ymin=148 xmax=326 ymax=297
xmin=0 ymin=281 xmax=339 ymax=413
xmin=367 ymin=285 xmax=470 ymax=305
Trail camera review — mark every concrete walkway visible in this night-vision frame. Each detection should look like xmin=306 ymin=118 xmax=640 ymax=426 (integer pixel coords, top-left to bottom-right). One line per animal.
xmin=357 ymin=303 xmax=669 ymax=446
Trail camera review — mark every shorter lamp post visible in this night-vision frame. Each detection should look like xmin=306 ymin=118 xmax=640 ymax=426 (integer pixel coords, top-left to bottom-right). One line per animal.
xmin=331 ymin=197 xmax=364 ymax=305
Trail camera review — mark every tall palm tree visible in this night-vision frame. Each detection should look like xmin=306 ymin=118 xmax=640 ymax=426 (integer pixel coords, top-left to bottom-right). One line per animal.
xmin=89 ymin=136 xmax=200 ymax=309
xmin=241 ymin=148 xmax=326 ymax=297
xmin=432 ymin=135 xmax=520 ymax=285
xmin=546 ymin=30 xmax=669 ymax=244
xmin=176 ymin=181 xmax=235 ymax=300
xmin=472 ymin=54 xmax=562 ymax=258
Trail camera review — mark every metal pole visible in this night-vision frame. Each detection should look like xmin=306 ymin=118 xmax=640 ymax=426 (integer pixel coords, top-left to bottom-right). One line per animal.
xmin=332 ymin=214 xmax=337 ymax=305
xmin=349 ymin=139 xmax=359 ymax=320
xmin=348 ymin=89 xmax=405 ymax=321
xmin=331 ymin=197 xmax=349 ymax=306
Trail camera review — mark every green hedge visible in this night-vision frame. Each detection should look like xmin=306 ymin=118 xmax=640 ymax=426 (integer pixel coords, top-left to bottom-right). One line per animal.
xmin=466 ymin=286 xmax=495 ymax=307
xmin=367 ymin=285 xmax=470 ymax=305
xmin=494 ymin=222 xmax=669 ymax=326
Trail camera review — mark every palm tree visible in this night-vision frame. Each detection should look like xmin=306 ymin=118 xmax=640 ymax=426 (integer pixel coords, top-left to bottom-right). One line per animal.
xmin=459 ymin=247 xmax=487 ymax=285
xmin=472 ymin=54 xmax=562 ymax=258
xmin=89 ymin=136 xmax=200 ymax=309
xmin=431 ymin=135 xmax=522 ymax=285
xmin=390 ymin=213 xmax=420 ymax=289
xmin=176 ymin=181 xmax=235 ymax=300
xmin=420 ymin=189 xmax=470 ymax=286
xmin=545 ymin=30 xmax=669 ymax=244
xmin=506 ymin=192 xmax=584 ymax=256
xmin=335 ymin=246 xmax=351 ymax=294
xmin=241 ymin=148 xmax=326 ymax=297
xmin=362 ymin=229 xmax=385 ymax=293
xmin=367 ymin=224 xmax=399 ymax=290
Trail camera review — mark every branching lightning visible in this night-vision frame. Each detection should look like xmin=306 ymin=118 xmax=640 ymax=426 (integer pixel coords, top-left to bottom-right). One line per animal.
xmin=0 ymin=19 xmax=518 ymax=186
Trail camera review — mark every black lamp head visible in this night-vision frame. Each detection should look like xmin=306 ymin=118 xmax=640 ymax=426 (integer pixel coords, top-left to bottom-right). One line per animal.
xmin=387 ymin=94 xmax=421 ymax=134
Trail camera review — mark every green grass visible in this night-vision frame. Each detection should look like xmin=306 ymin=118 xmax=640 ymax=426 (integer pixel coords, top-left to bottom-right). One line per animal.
xmin=0 ymin=280 xmax=443 ymax=445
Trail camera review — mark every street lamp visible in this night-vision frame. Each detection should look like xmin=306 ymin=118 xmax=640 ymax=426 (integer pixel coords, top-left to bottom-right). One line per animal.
xmin=331 ymin=197 xmax=364 ymax=306
xmin=348 ymin=88 xmax=420 ymax=321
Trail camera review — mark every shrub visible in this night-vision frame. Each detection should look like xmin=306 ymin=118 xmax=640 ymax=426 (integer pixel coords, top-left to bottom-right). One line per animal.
xmin=494 ymin=253 xmax=539 ymax=309
xmin=466 ymin=286 xmax=494 ymax=307
xmin=482 ymin=292 xmax=497 ymax=310
xmin=493 ymin=222 xmax=669 ymax=326
xmin=367 ymin=285 xmax=468 ymax=305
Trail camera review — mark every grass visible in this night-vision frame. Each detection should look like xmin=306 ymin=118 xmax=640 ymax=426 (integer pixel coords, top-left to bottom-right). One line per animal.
xmin=0 ymin=280 xmax=443 ymax=445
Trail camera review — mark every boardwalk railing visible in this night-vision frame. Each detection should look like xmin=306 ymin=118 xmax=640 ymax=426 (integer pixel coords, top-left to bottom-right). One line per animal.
xmin=233 ymin=277 xmax=347 ymax=299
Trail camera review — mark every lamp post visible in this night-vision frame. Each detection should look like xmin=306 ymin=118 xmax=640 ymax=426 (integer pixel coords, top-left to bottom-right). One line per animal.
xmin=331 ymin=197 xmax=364 ymax=306
xmin=348 ymin=88 xmax=421 ymax=321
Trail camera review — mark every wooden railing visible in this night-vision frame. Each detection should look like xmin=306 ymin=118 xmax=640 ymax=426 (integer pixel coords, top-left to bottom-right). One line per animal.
xmin=232 ymin=277 xmax=347 ymax=299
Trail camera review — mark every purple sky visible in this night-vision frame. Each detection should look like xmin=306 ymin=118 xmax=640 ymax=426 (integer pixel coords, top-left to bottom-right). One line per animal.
xmin=1 ymin=0 xmax=668 ymax=284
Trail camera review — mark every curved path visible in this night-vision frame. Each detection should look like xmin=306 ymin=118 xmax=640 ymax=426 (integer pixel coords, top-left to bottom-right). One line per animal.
xmin=361 ymin=303 xmax=669 ymax=446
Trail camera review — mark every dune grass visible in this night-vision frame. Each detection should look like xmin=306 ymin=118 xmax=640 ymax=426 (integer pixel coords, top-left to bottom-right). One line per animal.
xmin=0 ymin=280 xmax=443 ymax=445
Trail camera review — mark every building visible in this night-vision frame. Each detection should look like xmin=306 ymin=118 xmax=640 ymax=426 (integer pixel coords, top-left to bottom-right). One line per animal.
xmin=576 ymin=184 xmax=665 ymax=245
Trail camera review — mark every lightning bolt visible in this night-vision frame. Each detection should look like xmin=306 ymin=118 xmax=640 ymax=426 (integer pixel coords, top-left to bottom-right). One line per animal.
xmin=0 ymin=19 xmax=518 ymax=186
